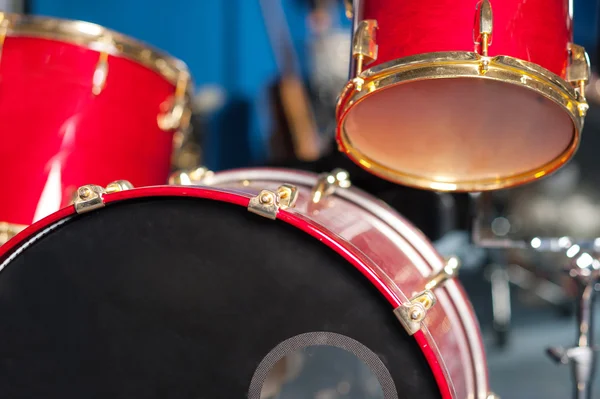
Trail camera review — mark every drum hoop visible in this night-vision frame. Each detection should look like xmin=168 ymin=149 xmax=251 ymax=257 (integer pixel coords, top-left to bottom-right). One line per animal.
xmin=0 ymin=13 xmax=189 ymax=87
xmin=335 ymin=51 xmax=585 ymax=192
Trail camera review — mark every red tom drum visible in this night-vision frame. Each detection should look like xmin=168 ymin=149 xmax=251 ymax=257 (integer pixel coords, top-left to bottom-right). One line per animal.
xmin=0 ymin=167 xmax=493 ymax=398
xmin=337 ymin=0 xmax=590 ymax=192
xmin=0 ymin=13 xmax=192 ymax=244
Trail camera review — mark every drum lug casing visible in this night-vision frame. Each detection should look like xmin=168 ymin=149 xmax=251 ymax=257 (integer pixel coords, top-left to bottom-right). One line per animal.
xmin=91 ymin=36 xmax=115 ymax=96
xmin=248 ymin=184 xmax=298 ymax=220
xmin=310 ymin=168 xmax=351 ymax=203
xmin=351 ymin=19 xmax=378 ymax=77
xmin=74 ymin=180 xmax=133 ymax=214
xmin=0 ymin=221 xmax=27 ymax=245
xmin=0 ymin=15 xmax=11 ymax=65
xmin=169 ymin=167 xmax=214 ymax=186
xmin=394 ymin=256 xmax=461 ymax=335
xmin=566 ymin=43 xmax=591 ymax=117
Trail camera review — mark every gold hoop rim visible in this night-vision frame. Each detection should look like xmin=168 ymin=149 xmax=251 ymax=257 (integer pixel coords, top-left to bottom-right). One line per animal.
xmin=0 ymin=12 xmax=190 ymax=86
xmin=336 ymin=51 xmax=587 ymax=192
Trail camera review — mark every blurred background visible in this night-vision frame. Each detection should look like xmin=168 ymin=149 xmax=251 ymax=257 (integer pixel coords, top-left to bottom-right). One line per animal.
xmin=6 ymin=0 xmax=600 ymax=397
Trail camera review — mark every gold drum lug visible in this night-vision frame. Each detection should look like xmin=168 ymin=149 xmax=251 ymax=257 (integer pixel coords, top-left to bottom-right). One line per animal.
xmin=157 ymin=70 xmax=192 ymax=132
xmin=168 ymin=167 xmax=214 ymax=186
xmin=474 ymin=0 xmax=493 ymax=57
xmin=352 ymin=19 xmax=378 ymax=76
xmin=248 ymin=184 xmax=299 ymax=220
xmin=74 ymin=180 xmax=134 ymax=213
xmin=311 ymin=168 xmax=351 ymax=204
xmin=105 ymin=180 xmax=134 ymax=193
xmin=74 ymin=185 xmax=106 ymax=214
xmin=0 ymin=222 xmax=27 ymax=246
xmin=394 ymin=256 xmax=462 ymax=335
xmin=92 ymin=35 xmax=115 ymax=95
xmin=344 ymin=0 xmax=353 ymax=19
xmin=0 ymin=14 xmax=11 ymax=66
xmin=566 ymin=43 xmax=591 ymax=116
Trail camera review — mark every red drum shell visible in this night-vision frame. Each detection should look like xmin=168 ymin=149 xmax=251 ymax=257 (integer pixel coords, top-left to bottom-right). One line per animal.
xmin=0 ymin=16 xmax=189 ymax=232
xmin=0 ymin=168 xmax=491 ymax=398
xmin=357 ymin=0 xmax=571 ymax=76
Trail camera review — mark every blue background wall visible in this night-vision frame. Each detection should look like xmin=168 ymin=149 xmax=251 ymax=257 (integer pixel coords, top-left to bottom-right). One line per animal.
xmin=29 ymin=0 xmax=598 ymax=170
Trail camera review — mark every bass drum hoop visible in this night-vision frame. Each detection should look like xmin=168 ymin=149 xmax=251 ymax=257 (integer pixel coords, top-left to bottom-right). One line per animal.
xmin=0 ymin=174 xmax=487 ymax=398
xmin=335 ymin=51 xmax=586 ymax=192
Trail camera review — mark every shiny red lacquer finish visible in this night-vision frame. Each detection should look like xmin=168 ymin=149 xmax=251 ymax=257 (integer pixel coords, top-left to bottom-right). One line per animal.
xmin=356 ymin=0 xmax=572 ymax=76
xmin=0 ymin=168 xmax=492 ymax=398
xmin=0 ymin=36 xmax=177 ymax=226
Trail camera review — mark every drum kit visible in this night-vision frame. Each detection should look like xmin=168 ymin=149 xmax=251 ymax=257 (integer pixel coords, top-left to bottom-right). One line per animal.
xmin=0 ymin=0 xmax=594 ymax=397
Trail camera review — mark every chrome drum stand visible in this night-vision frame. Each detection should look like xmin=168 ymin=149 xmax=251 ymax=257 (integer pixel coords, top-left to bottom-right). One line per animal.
xmin=547 ymin=248 xmax=599 ymax=399
xmin=472 ymin=192 xmax=599 ymax=399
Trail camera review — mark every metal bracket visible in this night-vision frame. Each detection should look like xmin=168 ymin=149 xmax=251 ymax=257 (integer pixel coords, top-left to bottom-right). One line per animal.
xmin=92 ymin=35 xmax=115 ymax=96
xmin=74 ymin=180 xmax=133 ymax=214
xmin=344 ymin=0 xmax=353 ymax=19
xmin=567 ymin=43 xmax=591 ymax=116
xmin=248 ymin=184 xmax=298 ymax=220
xmin=0 ymin=221 xmax=27 ymax=246
xmin=352 ymin=20 xmax=378 ymax=75
xmin=0 ymin=15 xmax=11 ymax=66
xmin=168 ymin=167 xmax=214 ymax=186
xmin=394 ymin=256 xmax=461 ymax=335
xmin=311 ymin=168 xmax=351 ymax=203
xmin=474 ymin=0 xmax=493 ymax=74
xmin=157 ymin=70 xmax=192 ymax=132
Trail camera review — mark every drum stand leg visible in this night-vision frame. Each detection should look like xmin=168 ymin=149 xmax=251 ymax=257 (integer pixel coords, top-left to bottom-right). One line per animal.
xmin=489 ymin=261 xmax=511 ymax=347
xmin=546 ymin=267 xmax=598 ymax=399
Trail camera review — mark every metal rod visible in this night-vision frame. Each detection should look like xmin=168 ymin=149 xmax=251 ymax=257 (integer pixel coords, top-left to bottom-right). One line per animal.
xmin=571 ymin=275 xmax=596 ymax=399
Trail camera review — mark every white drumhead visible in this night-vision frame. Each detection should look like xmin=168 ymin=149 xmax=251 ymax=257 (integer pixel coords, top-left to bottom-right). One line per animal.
xmin=341 ymin=78 xmax=576 ymax=190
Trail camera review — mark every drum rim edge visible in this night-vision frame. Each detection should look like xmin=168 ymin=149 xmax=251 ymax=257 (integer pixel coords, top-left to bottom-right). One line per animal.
xmin=335 ymin=51 xmax=585 ymax=192
xmin=0 ymin=12 xmax=190 ymax=87
xmin=0 ymin=184 xmax=455 ymax=398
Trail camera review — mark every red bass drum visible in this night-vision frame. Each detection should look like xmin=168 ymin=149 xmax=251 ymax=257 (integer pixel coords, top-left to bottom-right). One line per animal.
xmin=0 ymin=13 xmax=192 ymax=244
xmin=337 ymin=0 xmax=590 ymax=192
xmin=0 ymin=167 xmax=494 ymax=398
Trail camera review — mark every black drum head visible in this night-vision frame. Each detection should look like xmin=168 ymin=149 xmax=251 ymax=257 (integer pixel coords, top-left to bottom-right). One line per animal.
xmin=0 ymin=196 xmax=440 ymax=398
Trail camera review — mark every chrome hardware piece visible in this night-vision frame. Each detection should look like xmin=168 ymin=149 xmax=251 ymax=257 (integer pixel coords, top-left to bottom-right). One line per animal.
xmin=0 ymin=15 xmax=11 ymax=66
xmin=547 ymin=257 xmax=598 ymax=399
xmin=74 ymin=180 xmax=133 ymax=214
xmin=169 ymin=167 xmax=214 ymax=186
xmin=344 ymin=0 xmax=353 ymax=19
xmin=311 ymin=168 xmax=351 ymax=203
xmin=92 ymin=50 xmax=109 ymax=95
xmin=474 ymin=0 xmax=493 ymax=56
xmin=92 ymin=36 xmax=115 ymax=95
xmin=486 ymin=394 xmax=500 ymax=399
xmin=157 ymin=70 xmax=192 ymax=131
xmin=248 ymin=184 xmax=298 ymax=220
xmin=567 ymin=43 xmax=591 ymax=116
xmin=0 ymin=221 xmax=27 ymax=246
xmin=474 ymin=0 xmax=493 ymax=73
xmin=394 ymin=256 xmax=461 ymax=335
xmin=352 ymin=20 xmax=378 ymax=75
xmin=105 ymin=180 xmax=134 ymax=193
xmin=425 ymin=256 xmax=461 ymax=291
